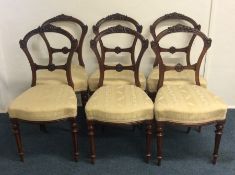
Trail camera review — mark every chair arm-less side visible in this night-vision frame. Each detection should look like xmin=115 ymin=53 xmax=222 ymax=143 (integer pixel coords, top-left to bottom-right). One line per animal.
xmin=86 ymin=25 xmax=154 ymax=164
xmin=8 ymin=24 xmax=79 ymax=161
xmin=153 ymin=24 xmax=227 ymax=165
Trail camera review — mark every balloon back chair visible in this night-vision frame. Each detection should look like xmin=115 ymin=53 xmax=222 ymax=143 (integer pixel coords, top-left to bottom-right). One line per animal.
xmin=8 ymin=24 xmax=79 ymax=161
xmin=152 ymin=24 xmax=227 ymax=165
xmin=148 ymin=12 xmax=206 ymax=98
xmin=88 ymin=13 xmax=146 ymax=92
xmin=86 ymin=25 xmax=154 ymax=164
xmin=41 ymin=14 xmax=88 ymax=107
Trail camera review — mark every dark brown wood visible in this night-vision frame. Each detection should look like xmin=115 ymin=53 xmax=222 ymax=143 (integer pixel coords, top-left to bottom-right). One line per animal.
xmin=146 ymin=121 xmax=152 ymax=163
xmin=156 ymin=122 xmax=163 ymax=166
xmin=70 ymin=118 xmax=79 ymax=161
xmin=90 ymin=25 xmax=148 ymax=89
xmin=150 ymin=12 xmax=201 ymax=67
xmin=80 ymin=90 xmax=89 ymax=107
xmin=11 ymin=119 xmax=24 ymax=161
xmin=87 ymin=121 xmax=96 ymax=164
xmin=19 ymin=24 xmax=78 ymax=88
xmin=93 ymin=13 xmax=142 ymax=34
xmin=151 ymin=24 xmax=212 ymax=91
xmin=10 ymin=117 xmax=78 ymax=161
xmin=42 ymin=14 xmax=88 ymax=67
xmin=212 ymin=122 xmax=225 ymax=164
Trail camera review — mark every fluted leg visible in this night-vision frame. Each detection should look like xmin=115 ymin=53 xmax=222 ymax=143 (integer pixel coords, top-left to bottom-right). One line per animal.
xmin=156 ymin=122 xmax=163 ymax=166
xmin=146 ymin=121 xmax=152 ymax=163
xmin=11 ymin=119 xmax=24 ymax=161
xmin=212 ymin=122 xmax=224 ymax=164
xmin=70 ymin=118 xmax=79 ymax=161
xmin=88 ymin=121 xmax=96 ymax=164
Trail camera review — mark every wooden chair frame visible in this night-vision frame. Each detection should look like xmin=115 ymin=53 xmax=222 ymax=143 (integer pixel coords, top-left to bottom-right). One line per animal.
xmin=152 ymin=24 xmax=225 ymax=165
xmin=10 ymin=24 xmax=79 ymax=161
xmin=88 ymin=25 xmax=152 ymax=164
xmin=88 ymin=13 xmax=143 ymax=93
xmin=150 ymin=12 xmax=201 ymax=68
xmin=42 ymin=14 xmax=89 ymax=107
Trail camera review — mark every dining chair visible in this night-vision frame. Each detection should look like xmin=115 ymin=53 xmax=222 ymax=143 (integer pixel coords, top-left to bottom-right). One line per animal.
xmin=148 ymin=12 xmax=205 ymax=99
xmin=41 ymin=14 xmax=88 ymax=107
xmin=88 ymin=13 xmax=146 ymax=92
xmin=86 ymin=25 xmax=154 ymax=164
xmin=8 ymin=24 xmax=79 ymax=161
xmin=150 ymin=12 xmax=205 ymax=133
xmin=152 ymin=24 xmax=227 ymax=165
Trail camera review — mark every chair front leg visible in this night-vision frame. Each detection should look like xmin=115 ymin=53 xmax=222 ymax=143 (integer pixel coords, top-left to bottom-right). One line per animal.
xmin=146 ymin=121 xmax=152 ymax=163
xmin=70 ymin=118 xmax=79 ymax=162
xmin=11 ymin=119 xmax=24 ymax=162
xmin=212 ymin=122 xmax=225 ymax=164
xmin=156 ymin=122 xmax=164 ymax=166
xmin=88 ymin=121 xmax=96 ymax=164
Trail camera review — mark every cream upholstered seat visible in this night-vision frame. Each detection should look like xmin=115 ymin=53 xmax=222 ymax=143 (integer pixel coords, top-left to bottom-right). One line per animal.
xmin=155 ymin=85 xmax=227 ymax=124
xmin=86 ymin=85 xmax=153 ymax=124
xmin=37 ymin=64 xmax=88 ymax=92
xmin=8 ymin=84 xmax=77 ymax=121
xmin=88 ymin=69 xmax=146 ymax=91
xmin=147 ymin=67 xmax=207 ymax=93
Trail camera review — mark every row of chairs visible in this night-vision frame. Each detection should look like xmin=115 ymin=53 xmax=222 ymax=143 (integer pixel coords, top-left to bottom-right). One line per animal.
xmin=8 ymin=12 xmax=227 ymax=165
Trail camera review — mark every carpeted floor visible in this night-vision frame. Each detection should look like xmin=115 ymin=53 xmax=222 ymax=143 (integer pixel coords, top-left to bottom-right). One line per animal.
xmin=0 ymin=109 xmax=234 ymax=175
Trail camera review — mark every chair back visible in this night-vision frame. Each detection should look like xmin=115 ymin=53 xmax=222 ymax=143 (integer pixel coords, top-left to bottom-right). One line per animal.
xmin=42 ymin=14 xmax=88 ymax=67
xmin=19 ymin=24 xmax=78 ymax=88
xmin=90 ymin=25 xmax=148 ymax=88
xmin=150 ymin=12 xmax=201 ymax=67
xmin=151 ymin=24 xmax=212 ymax=90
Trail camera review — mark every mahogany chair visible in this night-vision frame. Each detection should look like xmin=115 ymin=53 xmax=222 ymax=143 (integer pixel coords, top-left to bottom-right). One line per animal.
xmin=41 ymin=14 xmax=88 ymax=107
xmin=148 ymin=12 xmax=206 ymax=99
xmin=86 ymin=25 xmax=153 ymax=164
xmin=88 ymin=13 xmax=146 ymax=92
xmin=8 ymin=24 xmax=79 ymax=161
xmin=152 ymin=24 xmax=227 ymax=165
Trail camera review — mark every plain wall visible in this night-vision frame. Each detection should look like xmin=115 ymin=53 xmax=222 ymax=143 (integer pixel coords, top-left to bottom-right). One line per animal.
xmin=0 ymin=0 xmax=233 ymax=112
xmin=205 ymin=0 xmax=235 ymax=108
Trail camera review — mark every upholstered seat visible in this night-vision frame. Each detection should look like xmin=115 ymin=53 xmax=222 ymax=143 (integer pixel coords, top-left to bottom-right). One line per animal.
xmin=147 ymin=67 xmax=207 ymax=93
xmin=8 ymin=84 xmax=77 ymax=121
xmin=155 ymin=85 xmax=227 ymax=124
xmin=88 ymin=69 xmax=146 ymax=91
xmin=86 ymin=85 xmax=153 ymax=123
xmin=37 ymin=64 xmax=88 ymax=92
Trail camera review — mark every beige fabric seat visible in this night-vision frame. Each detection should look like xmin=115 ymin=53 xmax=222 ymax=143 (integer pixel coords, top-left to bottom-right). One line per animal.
xmin=37 ymin=64 xmax=88 ymax=92
xmin=88 ymin=69 xmax=146 ymax=91
xmin=147 ymin=67 xmax=207 ymax=93
xmin=8 ymin=84 xmax=77 ymax=121
xmin=155 ymin=85 xmax=227 ymax=124
xmin=86 ymin=85 xmax=154 ymax=123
